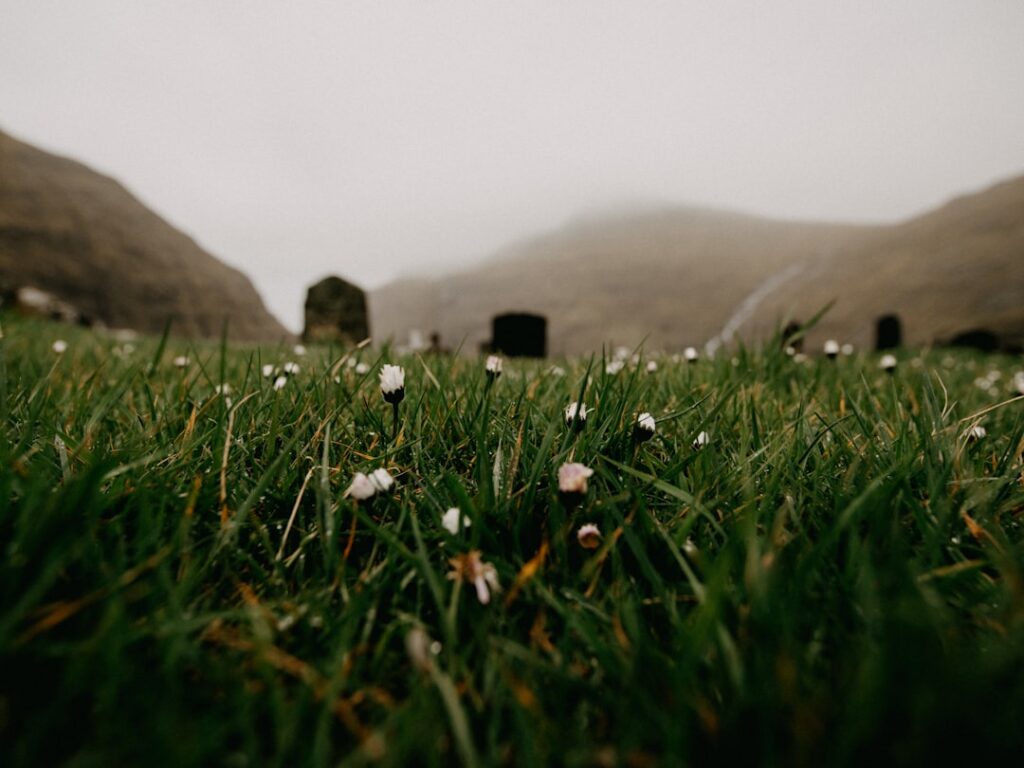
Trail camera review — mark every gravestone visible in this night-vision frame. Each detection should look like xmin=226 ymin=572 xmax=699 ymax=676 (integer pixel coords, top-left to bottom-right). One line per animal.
xmin=492 ymin=312 xmax=547 ymax=358
xmin=875 ymin=314 xmax=902 ymax=351
xmin=303 ymin=276 xmax=369 ymax=344
xmin=782 ymin=321 xmax=803 ymax=351
xmin=947 ymin=328 xmax=999 ymax=353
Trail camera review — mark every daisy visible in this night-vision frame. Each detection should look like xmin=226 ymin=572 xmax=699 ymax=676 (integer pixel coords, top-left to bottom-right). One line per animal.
xmin=485 ymin=355 xmax=503 ymax=380
xmin=576 ymin=523 xmax=602 ymax=550
xmin=880 ymin=354 xmax=897 ymax=373
xmin=380 ymin=364 xmax=406 ymax=438
xmin=447 ymin=550 xmax=500 ymax=605
xmin=966 ymin=425 xmax=987 ymax=442
xmin=684 ymin=346 xmax=699 ymax=363
xmin=273 ymin=375 xmax=288 ymax=391
xmin=379 ymin=364 xmax=405 ymax=404
xmin=558 ymin=462 xmax=594 ymax=495
xmin=52 ymin=339 xmax=67 ymax=354
xmin=692 ymin=431 xmax=709 ymax=450
xmin=824 ymin=340 xmax=840 ymax=359
xmin=564 ymin=401 xmax=590 ymax=429
xmin=344 ymin=472 xmax=377 ymax=500
xmin=441 ymin=507 xmax=471 ymax=535
xmin=369 ymin=467 xmax=395 ymax=493
xmin=173 ymin=355 xmax=190 ymax=369
xmin=633 ymin=412 xmax=656 ymax=443
xmin=344 ymin=468 xmax=395 ymax=500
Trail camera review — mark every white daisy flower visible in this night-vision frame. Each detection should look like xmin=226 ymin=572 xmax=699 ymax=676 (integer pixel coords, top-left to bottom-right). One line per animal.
xmin=841 ymin=343 xmax=855 ymax=356
xmin=576 ymin=523 xmax=602 ymax=550
xmin=564 ymin=401 xmax=590 ymax=428
xmin=692 ymin=431 xmax=709 ymax=450
xmin=441 ymin=507 xmax=471 ymax=535
xmin=173 ymin=355 xmax=190 ymax=368
xmin=355 ymin=362 xmax=370 ymax=375
xmin=634 ymin=412 xmax=656 ymax=443
xmin=605 ymin=360 xmax=625 ymax=375
xmin=379 ymin=364 xmax=405 ymax=404
xmin=293 ymin=344 xmax=307 ymax=356
xmin=824 ymin=340 xmax=840 ymax=359
xmin=262 ymin=363 xmax=275 ymax=378
xmin=485 ymin=355 xmax=503 ymax=379
xmin=369 ymin=467 xmax=395 ymax=493
xmin=447 ymin=550 xmax=500 ymax=605
xmin=344 ymin=472 xmax=377 ymax=500
xmin=646 ymin=360 xmax=658 ymax=373
xmin=343 ymin=468 xmax=394 ymax=500
xmin=880 ymin=354 xmax=898 ymax=373
xmin=282 ymin=361 xmax=300 ymax=376
xmin=684 ymin=346 xmax=699 ymax=363
xmin=966 ymin=425 xmax=987 ymax=441
xmin=558 ymin=462 xmax=594 ymax=494
xmin=273 ymin=375 xmax=288 ymax=391
xmin=52 ymin=339 xmax=67 ymax=354
xmin=1014 ymin=371 xmax=1024 ymax=395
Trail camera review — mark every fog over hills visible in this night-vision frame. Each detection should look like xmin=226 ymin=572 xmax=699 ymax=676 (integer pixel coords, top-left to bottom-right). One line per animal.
xmin=1 ymin=126 xmax=1020 ymax=354
xmin=0 ymin=129 xmax=288 ymax=342
xmin=371 ymin=175 xmax=1024 ymax=355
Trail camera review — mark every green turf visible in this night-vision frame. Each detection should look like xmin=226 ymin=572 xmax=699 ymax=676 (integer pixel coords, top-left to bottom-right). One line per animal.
xmin=2 ymin=314 xmax=1023 ymax=766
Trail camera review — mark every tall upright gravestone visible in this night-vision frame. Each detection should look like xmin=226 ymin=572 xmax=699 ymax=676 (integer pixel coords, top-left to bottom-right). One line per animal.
xmin=875 ymin=314 xmax=902 ymax=351
xmin=303 ymin=276 xmax=369 ymax=344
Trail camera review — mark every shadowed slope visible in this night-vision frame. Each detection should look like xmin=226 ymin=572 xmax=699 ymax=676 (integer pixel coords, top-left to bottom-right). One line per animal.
xmin=0 ymin=129 xmax=288 ymax=341
xmin=371 ymin=176 xmax=1024 ymax=355
xmin=371 ymin=208 xmax=871 ymax=355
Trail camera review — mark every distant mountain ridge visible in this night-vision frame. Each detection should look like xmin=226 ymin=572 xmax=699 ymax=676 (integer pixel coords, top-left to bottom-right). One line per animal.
xmin=370 ymin=175 xmax=1024 ymax=355
xmin=0 ymin=129 xmax=287 ymax=341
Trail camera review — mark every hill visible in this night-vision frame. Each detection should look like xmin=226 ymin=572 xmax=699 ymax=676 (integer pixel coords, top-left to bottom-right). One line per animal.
xmin=370 ymin=177 xmax=1024 ymax=355
xmin=752 ymin=175 xmax=1024 ymax=351
xmin=0 ymin=129 xmax=287 ymax=341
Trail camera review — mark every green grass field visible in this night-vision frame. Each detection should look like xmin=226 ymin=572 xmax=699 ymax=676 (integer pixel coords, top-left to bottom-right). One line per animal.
xmin=2 ymin=314 xmax=1024 ymax=767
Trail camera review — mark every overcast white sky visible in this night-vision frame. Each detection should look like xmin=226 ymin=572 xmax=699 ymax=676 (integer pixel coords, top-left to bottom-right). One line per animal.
xmin=3 ymin=1 xmax=1024 ymax=331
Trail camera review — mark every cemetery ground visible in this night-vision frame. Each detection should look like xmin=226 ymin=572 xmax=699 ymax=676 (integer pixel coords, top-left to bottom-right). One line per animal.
xmin=2 ymin=314 xmax=1024 ymax=767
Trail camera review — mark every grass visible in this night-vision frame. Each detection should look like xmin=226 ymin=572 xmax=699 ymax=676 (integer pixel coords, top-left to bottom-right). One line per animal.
xmin=2 ymin=313 xmax=1024 ymax=766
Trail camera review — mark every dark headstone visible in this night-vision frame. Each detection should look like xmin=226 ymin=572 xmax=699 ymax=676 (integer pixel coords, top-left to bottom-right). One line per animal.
xmin=875 ymin=314 xmax=902 ymax=351
xmin=782 ymin=321 xmax=803 ymax=351
xmin=427 ymin=332 xmax=449 ymax=355
xmin=303 ymin=276 xmax=369 ymax=344
xmin=492 ymin=312 xmax=547 ymax=358
xmin=947 ymin=328 xmax=999 ymax=353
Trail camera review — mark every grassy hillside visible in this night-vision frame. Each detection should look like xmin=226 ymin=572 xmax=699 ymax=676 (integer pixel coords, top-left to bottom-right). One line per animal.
xmin=371 ymin=209 xmax=870 ymax=355
xmin=3 ymin=315 xmax=1024 ymax=765
xmin=370 ymin=176 xmax=1024 ymax=355
xmin=0 ymin=129 xmax=288 ymax=342
xmin=755 ymin=175 xmax=1024 ymax=351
